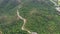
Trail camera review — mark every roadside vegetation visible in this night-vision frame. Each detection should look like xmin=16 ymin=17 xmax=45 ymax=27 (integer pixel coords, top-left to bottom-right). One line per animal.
xmin=0 ymin=0 xmax=60 ymax=34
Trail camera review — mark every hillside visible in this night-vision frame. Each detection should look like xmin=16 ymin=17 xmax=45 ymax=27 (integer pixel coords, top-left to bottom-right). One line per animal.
xmin=0 ymin=0 xmax=60 ymax=34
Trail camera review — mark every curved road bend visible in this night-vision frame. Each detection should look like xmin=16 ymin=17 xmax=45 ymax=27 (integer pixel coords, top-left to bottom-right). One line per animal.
xmin=17 ymin=10 xmax=31 ymax=33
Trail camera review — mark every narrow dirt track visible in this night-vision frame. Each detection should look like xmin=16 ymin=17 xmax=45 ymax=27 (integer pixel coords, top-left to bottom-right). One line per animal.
xmin=17 ymin=10 xmax=31 ymax=33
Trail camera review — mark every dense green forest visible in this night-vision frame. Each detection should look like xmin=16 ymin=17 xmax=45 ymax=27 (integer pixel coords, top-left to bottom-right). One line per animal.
xmin=0 ymin=0 xmax=60 ymax=34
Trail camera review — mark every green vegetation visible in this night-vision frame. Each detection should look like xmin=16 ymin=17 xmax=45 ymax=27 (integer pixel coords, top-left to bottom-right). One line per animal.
xmin=58 ymin=0 xmax=60 ymax=5
xmin=0 ymin=0 xmax=60 ymax=34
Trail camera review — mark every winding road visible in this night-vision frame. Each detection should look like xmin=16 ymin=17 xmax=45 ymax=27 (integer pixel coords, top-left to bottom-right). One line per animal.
xmin=17 ymin=10 xmax=31 ymax=33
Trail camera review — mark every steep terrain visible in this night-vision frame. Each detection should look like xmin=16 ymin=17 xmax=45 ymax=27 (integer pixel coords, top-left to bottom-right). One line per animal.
xmin=0 ymin=0 xmax=60 ymax=34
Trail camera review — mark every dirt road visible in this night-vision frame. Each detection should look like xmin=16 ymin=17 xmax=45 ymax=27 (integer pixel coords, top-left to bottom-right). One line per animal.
xmin=17 ymin=10 xmax=31 ymax=33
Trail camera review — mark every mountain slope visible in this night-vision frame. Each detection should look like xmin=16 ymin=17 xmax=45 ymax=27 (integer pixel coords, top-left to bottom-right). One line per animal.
xmin=0 ymin=0 xmax=60 ymax=34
